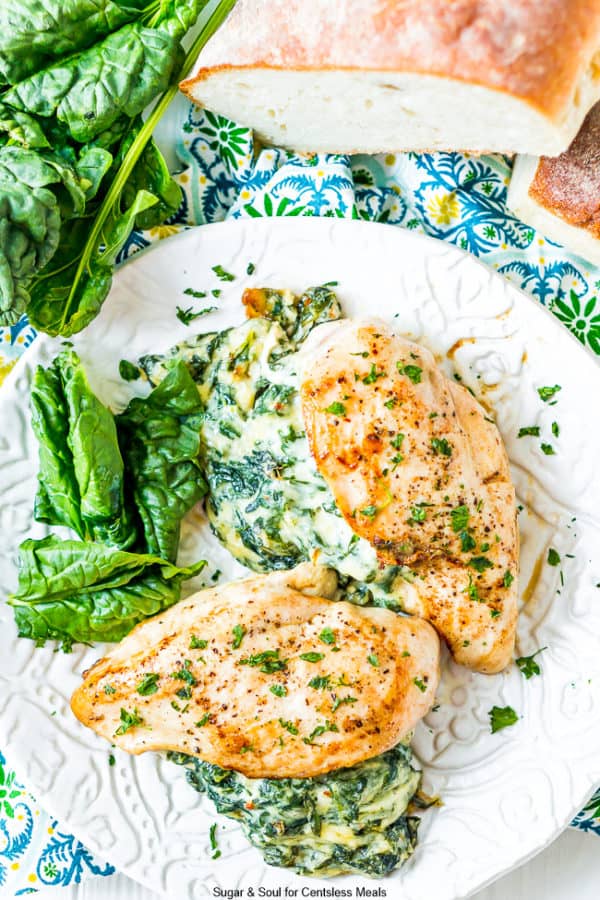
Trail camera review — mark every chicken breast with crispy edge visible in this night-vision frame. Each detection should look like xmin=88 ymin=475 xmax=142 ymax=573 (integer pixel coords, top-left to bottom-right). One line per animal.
xmin=71 ymin=563 xmax=440 ymax=778
xmin=300 ymin=320 xmax=518 ymax=674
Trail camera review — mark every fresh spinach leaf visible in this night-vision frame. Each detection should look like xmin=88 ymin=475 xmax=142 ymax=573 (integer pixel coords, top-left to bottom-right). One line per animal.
xmin=116 ymin=360 xmax=206 ymax=561
xmin=32 ymin=349 xmax=136 ymax=548
xmin=4 ymin=22 xmax=182 ymax=143
xmin=0 ymin=1 xmax=150 ymax=86
xmin=9 ymin=535 xmax=205 ymax=645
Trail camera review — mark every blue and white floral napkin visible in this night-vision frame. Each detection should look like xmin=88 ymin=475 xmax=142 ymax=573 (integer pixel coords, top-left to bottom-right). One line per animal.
xmin=2 ymin=101 xmax=599 ymax=894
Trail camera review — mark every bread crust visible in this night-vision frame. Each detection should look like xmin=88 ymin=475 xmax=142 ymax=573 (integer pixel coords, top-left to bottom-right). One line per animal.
xmin=182 ymin=0 xmax=600 ymax=123
xmin=529 ymin=101 xmax=600 ymax=236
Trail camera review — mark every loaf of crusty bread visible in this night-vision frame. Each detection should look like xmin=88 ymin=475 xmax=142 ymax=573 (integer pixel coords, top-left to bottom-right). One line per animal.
xmin=181 ymin=0 xmax=600 ymax=156
xmin=508 ymin=101 xmax=600 ymax=266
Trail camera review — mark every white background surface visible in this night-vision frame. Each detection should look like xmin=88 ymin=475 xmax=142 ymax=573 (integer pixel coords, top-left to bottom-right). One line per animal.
xmin=24 ymin=829 xmax=600 ymax=900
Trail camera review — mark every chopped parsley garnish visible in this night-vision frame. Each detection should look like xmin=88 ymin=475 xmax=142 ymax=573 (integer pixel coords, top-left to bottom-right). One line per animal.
xmin=279 ymin=718 xmax=299 ymax=735
xmin=209 ymin=822 xmax=221 ymax=859
xmin=302 ymin=720 xmax=339 ymax=745
xmin=541 ymin=443 xmax=555 ymax=455
xmin=240 ymin=744 xmax=253 ymax=753
xmin=469 ymin=556 xmax=493 ymax=572
xmin=489 ymin=705 xmax=519 ymax=734
xmin=196 ymin=713 xmax=211 ymax=727
xmin=183 ymin=287 xmax=206 ymax=299
xmin=350 ymin=350 xmax=369 ymax=358
xmin=331 ymin=695 xmax=358 ymax=712
xmin=300 ymin=652 xmax=325 ymax=663
xmin=309 ymin=675 xmax=331 ymax=690
xmin=319 ymin=627 xmax=336 ymax=645
xmin=114 ymin=707 xmax=144 ymax=736
xmin=391 ymin=433 xmax=405 ymax=450
xmin=538 ymin=385 xmax=561 ymax=403
xmin=108 ymin=753 xmax=116 ymax=766
xmin=324 ymin=401 xmax=346 ymax=416
xmin=451 ymin=505 xmax=470 ymax=532
xmin=503 ymin=570 xmax=514 ymax=588
xmin=190 ymin=635 xmax=208 ymax=650
xmin=212 ymin=264 xmax=235 ymax=282
xmin=270 ymin=684 xmax=287 ymax=697
xmin=515 ymin=647 xmax=546 ymax=679
xmin=547 ymin=548 xmax=561 ymax=566
xmin=431 ymin=437 xmax=452 ymax=457
xmin=413 ymin=677 xmax=427 ymax=693
xmin=104 ymin=684 xmax=116 ymax=695
xmin=118 ymin=360 xmax=140 ymax=382
xmin=460 ymin=531 xmax=476 ymax=552
xmin=211 ymin=288 xmax=221 ymax=298
xmin=490 ymin=609 xmax=501 ymax=618
xmin=384 ymin=397 xmax=398 ymax=409
xmin=136 ymin=673 xmax=159 ymax=696
xmin=408 ymin=504 xmax=427 ymax=524
xmin=176 ymin=686 xmax=192 ymax=700
xmin=246 ymin=262 xmax=255 ymax=275
xmin=176 ymin=305 xmax=217 ymax=325
xmin=239 ymin=650 xmax=287 ymax=673
xmin=552 ymin=421 xmax=560 ymax=437
xmin=232 ymin=624 xmax=246 ymax=649
xmin=464 ymin=576 xmax=480 ymax=602
xmin=367 ymin=654 xmax=380 ymax=668
xmin=360 ymin=505 xmax=378 ymax=518
xmin=517 ymin=426 xmax=540 ymax=438
xmin=391 ymin=454 xmax=404 ymax=469
xmin=363 ymin=364 xmax=386 ymax=384
xmin=397 ymin=362 xmax=422 ymax=384
xmin=211 ymin=570 xmax=221 ymax=582
xmin=171 ymin=660 xmax=197 ymax=686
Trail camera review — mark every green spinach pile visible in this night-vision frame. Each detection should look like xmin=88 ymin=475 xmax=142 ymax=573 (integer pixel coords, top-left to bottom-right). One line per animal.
xmin=9 ymin=349 xmax=208 ymax=647
xmin=0 ymin=0 xmax=236 ymax=335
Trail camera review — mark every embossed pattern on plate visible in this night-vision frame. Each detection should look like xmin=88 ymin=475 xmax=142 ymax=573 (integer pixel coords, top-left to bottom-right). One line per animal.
xmin=0 ymin=219 xmax=599 ymax=900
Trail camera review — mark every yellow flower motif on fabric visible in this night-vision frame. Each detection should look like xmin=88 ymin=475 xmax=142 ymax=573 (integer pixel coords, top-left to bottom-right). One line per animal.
xmin=148 ymin=224 xmax=182 ymax=241
xmin=0 ymin=359 xmax=16 ymax=386
xmin=427 ymin=191 xmax=460 ymax=226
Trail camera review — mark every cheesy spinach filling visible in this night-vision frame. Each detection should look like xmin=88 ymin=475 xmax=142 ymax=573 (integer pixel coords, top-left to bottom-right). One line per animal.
xmin=141 ymin=285 xmax=410 ymax=609
xmin=142 ymin=285 xmax=425 ymax=877
xmin=169 ymin=742 xmax=421 ymax=878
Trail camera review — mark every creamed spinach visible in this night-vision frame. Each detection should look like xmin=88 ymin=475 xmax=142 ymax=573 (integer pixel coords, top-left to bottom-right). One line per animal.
xmin=142 ymin=285 xmax=426 ymax=877
xmin=170 ymin=742 xmax=421 ymax=878
xmin=141 ymin=285 xmax=412 ymax=609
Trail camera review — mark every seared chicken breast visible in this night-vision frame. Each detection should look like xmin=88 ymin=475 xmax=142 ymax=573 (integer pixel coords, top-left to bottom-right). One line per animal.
xmin=71 ymin=563 xmax=440 ymax=778
xmin=300 ymin=320 xmax=518 ymax=674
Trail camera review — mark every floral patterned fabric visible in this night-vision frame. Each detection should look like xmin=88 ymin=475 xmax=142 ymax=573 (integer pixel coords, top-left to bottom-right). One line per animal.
xmin=1 ymin=101 xmax=599 ymax=893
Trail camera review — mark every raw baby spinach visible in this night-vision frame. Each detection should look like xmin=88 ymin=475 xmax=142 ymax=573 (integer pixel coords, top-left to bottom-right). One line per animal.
xmin=116 ymin=359 xmax=207 ymax=561
xmin=9 ymin=536 xmax=205 ymax=646
xmin=14 ymin=349 xmax=207 ymax=647
xmin=31 ymin=349 xmax=136 ymax=547
xmin=0 ymin=0 xmax=238 ymax=332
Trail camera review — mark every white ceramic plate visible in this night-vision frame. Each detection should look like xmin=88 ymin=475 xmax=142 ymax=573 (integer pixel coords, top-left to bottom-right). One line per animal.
xmin=1 ymin=218 xmax=599 ymax=900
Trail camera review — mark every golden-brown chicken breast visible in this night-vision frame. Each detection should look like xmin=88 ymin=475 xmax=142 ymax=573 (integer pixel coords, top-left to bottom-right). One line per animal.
xmin=71 ymin=563 xmax=440 ymax=778
xmin=300 ymin=320 xmax=518 ymax=674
